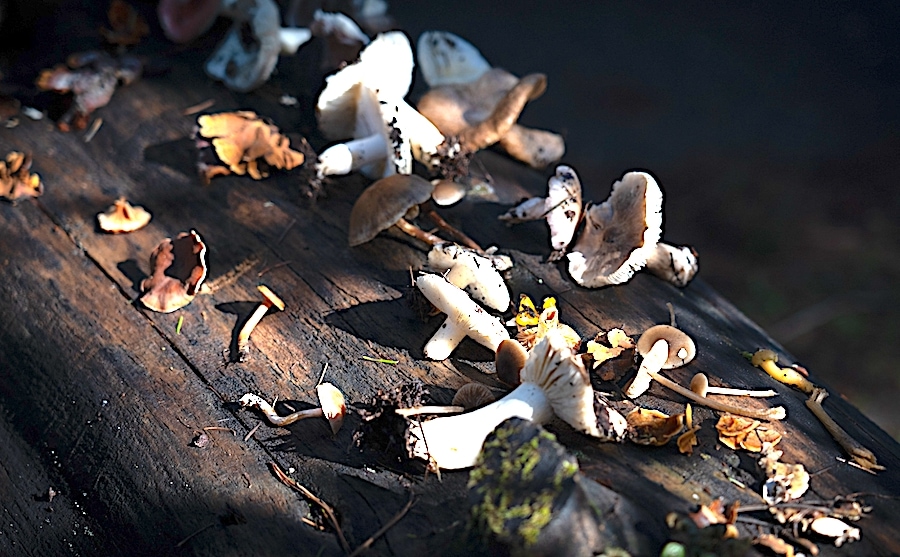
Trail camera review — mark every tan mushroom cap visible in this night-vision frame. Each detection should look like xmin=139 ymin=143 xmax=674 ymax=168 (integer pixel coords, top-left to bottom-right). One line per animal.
xmin=636 ymin=324 xmax=696 ymax=369
xmin=256 ymin=284 xmax=285 ymax=310
xmin=0 ymin=151 xmax=43 ymax=202
xmin=316 ymin=382 xmax=347 ymax=435
xmin=97 ymin=197 xmax=152 ymax=233
xmin=431 ymin=178 xmax=466 ymax=206
xmin=348 ymin=174 xmax=435 ymax=246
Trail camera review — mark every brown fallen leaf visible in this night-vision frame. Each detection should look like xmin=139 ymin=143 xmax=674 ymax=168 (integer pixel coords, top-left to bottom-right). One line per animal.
xmin=0 ymin=151 xmax=42 ymax=203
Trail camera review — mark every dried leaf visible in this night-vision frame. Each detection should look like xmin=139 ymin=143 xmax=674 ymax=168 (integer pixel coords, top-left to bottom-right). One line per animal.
xmin=0 ymin=151 xmax=42 ymax=202
xmin=627 ymin=407 xmax=684 ymax=446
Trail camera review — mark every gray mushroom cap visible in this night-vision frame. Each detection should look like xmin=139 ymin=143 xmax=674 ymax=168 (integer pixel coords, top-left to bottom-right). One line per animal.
xmin=205 ymin=0 xmax=281 ymax=93
xmin=348 ymin=174 xmax=434 ymax=246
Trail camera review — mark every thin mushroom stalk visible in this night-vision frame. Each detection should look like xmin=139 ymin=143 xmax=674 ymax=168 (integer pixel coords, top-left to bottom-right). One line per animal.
xmin=805 ymin=387 xmax=883 ymax=472
xmin=240 ymin=383 xmax=346 ymax=434
xmin=635 ymin=340 xmax=786 ymax=421
xmin=690 ymin=373 xmax=777 ymax=398
xmin=240 ymin=394 xmax=323 ymax=426
xmin=235 ymin=285 xmax=285 ymax=360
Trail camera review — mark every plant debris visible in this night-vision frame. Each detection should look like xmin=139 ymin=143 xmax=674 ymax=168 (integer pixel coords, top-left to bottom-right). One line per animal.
xmin=626 ymin=407 xmax=685 ymax=446
xmin=100 ymin=0 xmax=149 ymax=46
xmin=512 ymin=294 xmax=580 ymax=351
xmin=0 ymin=151 xmax=43 ymax=203
xmin=715 ymin=413 xmax=782 ymax=453
xmin=96 ymin=197 xmax=151 ymax=233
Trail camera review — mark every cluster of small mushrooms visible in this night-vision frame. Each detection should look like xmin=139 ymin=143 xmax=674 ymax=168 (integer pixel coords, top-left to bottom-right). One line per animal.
xmin=11 ymin=2 xmax=877 ymax=553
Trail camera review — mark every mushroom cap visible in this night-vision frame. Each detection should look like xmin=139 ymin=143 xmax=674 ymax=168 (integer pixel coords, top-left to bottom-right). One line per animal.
xmin=0 ymin=151 xmax=43 ymax=202
xmin=97 ymin=197 xmax=151 ymax=233
xmin=431 ymin=178 xmax=466 ymax=206
xmin=416 ymin=30 xmax=491 ymax=87
xmin=427 ymin=242 xmax=510 ymax=311
xmin=689 ymin=373 xmax=709 ymax=397
xmin=140 ymin=230 xmax=208 ymax=313
xmin=354 ymin=86 xmax=412 ymax=178
xmin=257 ymin=284 xmax=285 ymax=311
xmin=521 ymin=329 xmax=601 ymax=437
xmin=751 ymin=348 xmax=778 ymax=367
xmin=315 ymin=382 xmax=346 ymax=435
xmin=545 ymin=165 xmax=583 ymax=251
xmin=348 ymin=174 xmax=434 ymax=246
xmin=495 ymin=339 xmax=528 ymax=387
xmin=636 ymin=324 xmax=696 ymax=369
xmin=317 ymin=31 xmax=414 ymax=140
xmin=567 ymin=171 xmax=664 ymax=288
xmin=415 ymin=273 xmax=509 ymax=355
xmin=452 ymin=382 xmax=495 ymax=410
xmin=204 ymin=0 xmax=281 ymax=93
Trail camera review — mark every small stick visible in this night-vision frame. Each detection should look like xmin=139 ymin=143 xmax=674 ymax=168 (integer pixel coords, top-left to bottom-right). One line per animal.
xmin=243 ymin=422 xmax=262 ymax=442
xmin=257 ymin=260 xmax=293 ymax=278
xmin=83 ymin=118 xmax=102 ymax=142
xmin=175 ymin=522 xmax=216 ymax=548
xmin=270 ymin=462 xmax=350 ymax=554
xmin=276 ymin=218 xmax=297 ymax=244
xmin=666 ymin=302 xmax=677 ymax=327
xmin=361 ymin=356 xmax=399 ymax=364
xmin=182 ymin=99 xmax=215 ymax=116
xmin=806 ymin=388 xmax=883 ymax=472
xmin=395 ymin=406 xmax=465 ymax=417
xmin=201 ymin=254 xmax=262 ymax=294
xmin=175 ymin=315 xmax=184 ymax=335
xmin=202 ymin=426 xmax=236 ymax=435
xmin=316 ymin=362 xmax=329 ymax=387
xmin=347 ymin=494 xmax=416 ymax=557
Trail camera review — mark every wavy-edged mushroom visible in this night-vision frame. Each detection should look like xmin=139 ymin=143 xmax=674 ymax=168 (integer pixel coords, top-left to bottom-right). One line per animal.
xmin=316 ymin=31 xmax=446 ymax=175
xmin=427 ymin=242 xmax=510 ymax=311
xmin=97 ymin=197 xmax=151 ymax=233
xmin=415 ymin=273 xmax=509 ymax=361
xmin=140 ymin=230 xmax=208 ymax=313
xmin=239 ymin=382 xmax=347 ymax=434
xmin=0 ymin=151 xmax=43 ymax=203
xmin=417 ymin=31 xmax=565 ymax=169
xmin=630 ymin=325 xmax=786 ymax=421
xmin=407 ymin=330 xmax=626 ymax=469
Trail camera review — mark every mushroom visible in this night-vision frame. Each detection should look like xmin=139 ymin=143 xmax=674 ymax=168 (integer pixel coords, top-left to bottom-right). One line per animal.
xmin=347 ymin=174 xmax=443 ymax=247
xmin=235 ymin=284 xmax=285 ymax=360
xmin=239 ymin=382 xmax=346 ymax=434
xmin=316 ymin=31 xmax=447 ymax=175
xmin=628 ymin=325 xmax=786 ymax=421
xmin=406 ymin=329 xmax=626 ymax=469
xmin=750 ymin=349 xmax=815 ymax=394
xmin=452 ymin=383 xmax=495 ymax=410
xmin=158 ymin=0 xmax=223 ymax=43
xmin=495 ymin=338 xmax=528 ymax=387
xmin=689 ymin=373 xmax=777 ymax=398
xmin=0 ymin=151 xmax=43 ymax=203
xmin=427 ymin=242 xmax=510 ymax=311
xmin=204 ymin=0 xmax=313 ymax=92
xmin=96 ymin=197 xmax=151 ymax=233
xmin=415 ymin=273 xmax=509 ymax=361
xmin=417 ymin=31 xmax=565 ymax=169
xmin=140 ymin=230 xmax=208 ymax=313
xmin=565 ymin=170 xmax=699 ymax=288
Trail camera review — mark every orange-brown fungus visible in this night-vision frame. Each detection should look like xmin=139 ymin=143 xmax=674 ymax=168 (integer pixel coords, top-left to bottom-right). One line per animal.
xmin=195 ymin=111 xmax=305 ymax=184
xmin=626 ymin=407 xmax=685 ymax=446
xmin=140 ymin=230 xmax=208 ymax=313
xmin=97 ymin=197 xmax=151 ymax=233
xmin=0 ymin=151 xmax=43 ymax=202
xmin=716 ymin=413 xmax=782 ymax=453
xmin=101 ymin=0 xmax=149 ymax=46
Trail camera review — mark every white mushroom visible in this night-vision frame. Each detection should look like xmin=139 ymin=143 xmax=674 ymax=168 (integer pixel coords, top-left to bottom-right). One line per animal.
xmin=645 ymin=242 xmax=699 ymax=287
xmin=427 ymin=242 xmax=510 ymax=311
xmin=415 ymin=273 xmax=509 ymax=361
xmin=239 ymin=383 xmax=347 ymax=434
xmin=407 ymin=329 xmax=626 ymax=470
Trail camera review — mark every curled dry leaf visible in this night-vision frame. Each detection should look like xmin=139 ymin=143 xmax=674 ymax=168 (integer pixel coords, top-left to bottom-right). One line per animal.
xmin=140 ymin=230 xmax=208 ymax=313
xmin=101 ymin=0 xmax=149 ymax=46
xmin=0 ymin=151 xmax=42 ymax=203
xmin=97 ymin=197 xmax=151 ymax=233
xmin=36 ymin=50 xmax=141 ymax=131
xmin=688 ymin=499 xmax=739 ymax=539
xmin=585 ymin=327 xmax=634 ymax=369
xmin=195 ymin=111 xmax=306 ymax=184
xmin=626 ymin=407 xmax=684 ymax=446
xmin=716 ymin=413 xmax=782 ymax=453
xmin=677 ymin=404 xmax=701 ymax=455
xmin=513 ymin=295 xmax=580 ymax=351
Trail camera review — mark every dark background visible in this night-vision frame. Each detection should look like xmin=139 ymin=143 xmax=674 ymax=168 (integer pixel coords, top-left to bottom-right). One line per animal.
xmin=2 ymin=0 xmax=899 ymax=437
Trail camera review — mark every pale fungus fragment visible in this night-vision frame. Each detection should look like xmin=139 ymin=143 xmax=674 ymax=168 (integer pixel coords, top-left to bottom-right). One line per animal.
xmin=427 ymin=242 xmax=510 ymax=311
xmin=97 ymin=197 xmax=151 ymax=233
xmin=140 ymin=230 xmax=208 ymax=313
xmin=513 ymin=295 xmax=580 ymax=351
xmin=585 ymin=327 xmax=634 ymax=369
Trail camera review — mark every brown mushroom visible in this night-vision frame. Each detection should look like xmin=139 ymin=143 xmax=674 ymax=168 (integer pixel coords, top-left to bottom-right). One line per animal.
xmin=97 ymin=197 xmax=151 ymax=233
xmin=452 ymin=383 xmax=495 ymax=410
xmin=689 ymin=372 xmax=776 ymax=398
xmin=495 ymin=339 xmax=528 ymax=387
xmin=348 ymin=174 xmax=446 ymax=247
xmin=140 ymin=230 xmax=208 ymax=313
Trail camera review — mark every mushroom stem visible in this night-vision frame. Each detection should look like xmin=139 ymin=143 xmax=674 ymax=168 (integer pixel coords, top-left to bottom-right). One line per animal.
xmin=390 ymin=101 xmax=447 ymax=168
xmin=236 ymin=303 xmax=271 ymax=355
xmin=751 ymin=350 xmax=816 ymax=394
xmin=408 ymin=382 xmax=553 ymax=470
xmin=690 ymin=373 xmax=777 ymax=398
xmin=316 ymin=133 xmax=390 ymax=178
xmin=239 ymin=393 xmax=323 ymax=426
xmin=394 ymin=216 xmax=445 ymax=246
xmin=636 ymin=340 xmax=786 ymax=421
xmin=805 ymin=387 xmax=883 ymax=472
xmin=394 ymin=405 xmax=465 ymax=417
xmin=424 ymin=208 xmax=484 ymax=253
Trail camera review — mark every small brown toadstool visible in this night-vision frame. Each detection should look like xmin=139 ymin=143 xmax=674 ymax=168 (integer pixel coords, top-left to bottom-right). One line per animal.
xmin=235 ymin=284 xmax=285 ymax=360
xmin=348 ymin=174 xmax=445 ymax=247
xmin=495 ymin=338 xmax=528 ymax=387
xmin=97 ymin=197 xmax=151 ymax=233
xmin=452 ymin=382 xmax=495 ymax=410
xmin=140 ymin=230 xmax=208 ymax=313
xmin=240 ymin=382 xmax=347 ymax=434
xmin=629 ymin=325 xmax=786 ymax=421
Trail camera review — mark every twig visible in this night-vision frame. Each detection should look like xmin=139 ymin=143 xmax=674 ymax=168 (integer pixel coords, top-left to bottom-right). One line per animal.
xmin=269 ymin=461 xmax=350 ymax=554
xmin=202 ymin=426 xmax=236 ymax=435
xmin=361 ymin=355 xmax=399 ymax=364
xmin=395 ymin=406 xmax=464 ymax=417
xmin=806 ymin=387 xmax=884 ymax=472
xmin=201 ymin=254 xmax=262 ymax=294
xmin=182 ymin=99 xmax=215 ymax=116
xmin=316 ymin=362 xmax=329 ymax=387
xmin=175 ymin=522 xmax=216 ymax=548
xmin=276 ymin=218 xmax=297 ymax=244
xmin=243 ymin=422 xmax=262 ymax=442
xmin=83 ymin=118 xmax=102 ymax=142
xmin=347 ymin=494 xmax=416 ymax=557
xmin=257 ymin=260 xmax=293 ymax=278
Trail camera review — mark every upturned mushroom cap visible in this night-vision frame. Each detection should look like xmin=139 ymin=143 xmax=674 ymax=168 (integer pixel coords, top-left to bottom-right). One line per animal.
xmin=545 ymin=165 xmax=583 ymax=252
xmin=416 ymin=30 xmax=491 ymax=87
xmin=348 ymin=174 xmax=434 ymax=246
xmin=645 ymin=242 xmax=699 ymax=287
xmin=427 ymin=242 xmax=510 ymax=311
xmin=140 ymin=230 xmax=208 ymax=313
xmin=567 ymin=171 xmax=663 ymax=288
xmin=97 ymin=197 xmax=152 ymax=233
xmin=316 ymin=382 xmax=347 ymax=435
xmin=205 ymin=0 xmax=281 ymax=92
xmin=636 ymin=324 xmax=696 ymax=369
xmin=415 ymin=273 xmax=509 ymax=360
xmin=452 ymin=383 xmax=495 ymax=410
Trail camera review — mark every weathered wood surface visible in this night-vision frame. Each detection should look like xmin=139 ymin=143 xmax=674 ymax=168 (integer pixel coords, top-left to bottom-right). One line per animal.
xmin=2 ymin=5 xmax=900 ymax=557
